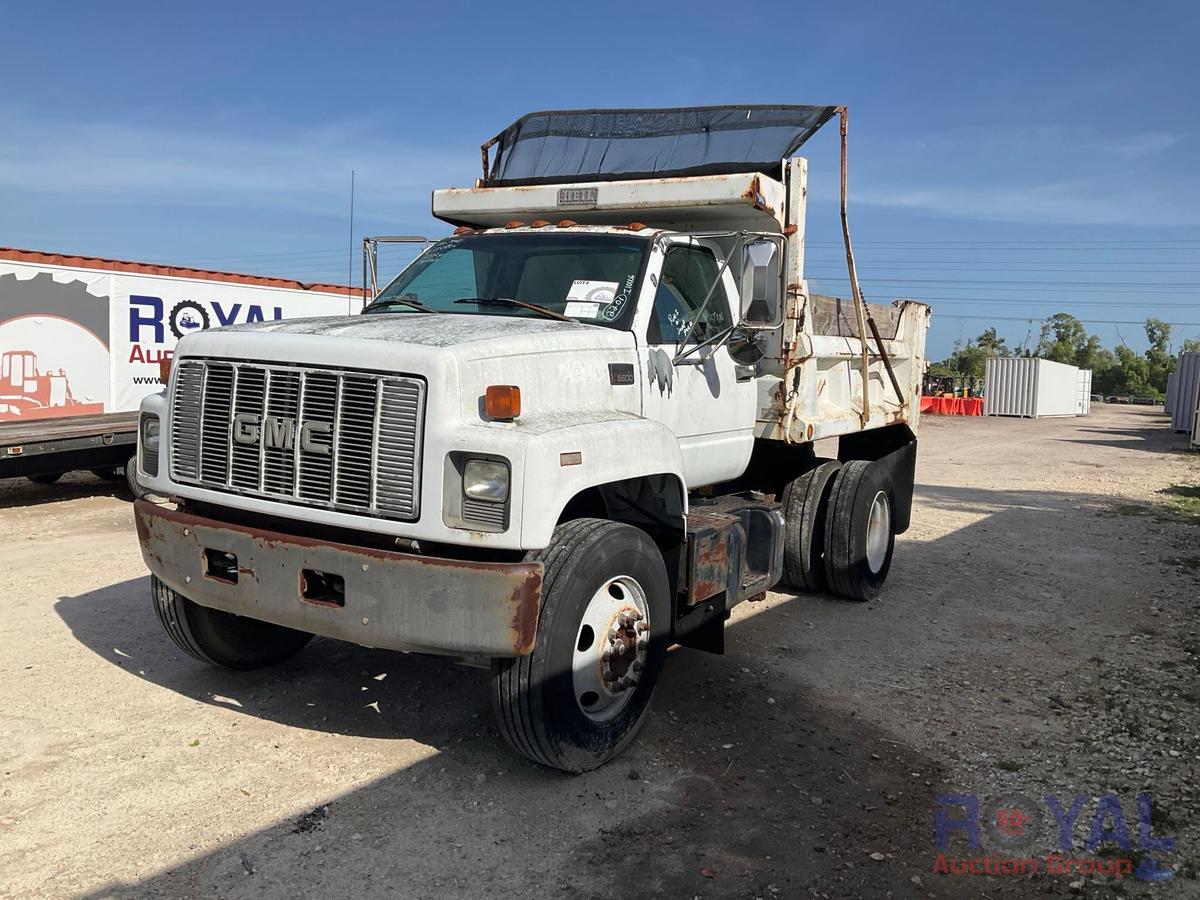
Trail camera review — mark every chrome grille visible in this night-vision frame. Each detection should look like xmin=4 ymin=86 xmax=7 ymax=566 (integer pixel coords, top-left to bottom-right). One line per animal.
xmin=170 ymin=359 xmax=424 ymax=519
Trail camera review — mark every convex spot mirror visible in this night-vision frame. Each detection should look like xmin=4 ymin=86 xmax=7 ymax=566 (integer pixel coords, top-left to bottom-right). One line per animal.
xmin=739 ymin=240 xmax=783 ymax=327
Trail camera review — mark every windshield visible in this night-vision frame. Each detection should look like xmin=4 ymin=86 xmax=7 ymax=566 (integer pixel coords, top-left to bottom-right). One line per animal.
xmin=364 ymin=233 xmax=649 ymax=329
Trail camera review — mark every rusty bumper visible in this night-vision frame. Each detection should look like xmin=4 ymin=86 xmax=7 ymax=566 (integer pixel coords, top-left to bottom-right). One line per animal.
xmin=134 ymin=501 xmax=542 ymax=657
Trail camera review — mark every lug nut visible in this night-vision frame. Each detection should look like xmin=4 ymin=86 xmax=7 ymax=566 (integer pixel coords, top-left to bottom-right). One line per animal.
xmin=631 ymin=660 xmax=643 ymax=673
xmin=615 ymin=644 xmax=626 ymax=656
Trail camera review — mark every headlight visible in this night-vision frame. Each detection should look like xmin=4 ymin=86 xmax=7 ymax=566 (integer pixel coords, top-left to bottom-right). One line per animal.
xmin=463 ymin=458 xmax=509 ymax=503
xmin=141 ymin=415 xmax=161 ymax=450
xmin=140 ymin=413 xmax=161 ymax=478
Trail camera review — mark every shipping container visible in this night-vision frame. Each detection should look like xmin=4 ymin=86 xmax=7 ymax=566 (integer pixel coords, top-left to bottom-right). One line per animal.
xmin=1172 ymin=352 xmax=1200 ymax=433
xmin=1076 ymin=368 xmax=1092 ymax=416
xmin=1165 ymin=370 xmax=1178 ymax=417
xmin=1 ymin=247 xmax=354 ymax=484
xmin=984 ymin=357 xmax=1081 ymax=418
xmin=1192 ymin=394 xmax=1200 ymax=451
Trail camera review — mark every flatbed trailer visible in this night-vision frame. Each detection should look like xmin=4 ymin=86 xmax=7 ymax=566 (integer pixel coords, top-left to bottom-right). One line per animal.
xmin=0 ymin=411 xmax=138 ymax=480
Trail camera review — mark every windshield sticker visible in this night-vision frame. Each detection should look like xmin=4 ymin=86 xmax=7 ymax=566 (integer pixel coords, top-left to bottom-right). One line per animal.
xmin=564 ymin=300 xmax=602 ymax=318
xmin=566 ymin=280 xmax=619 ymax=304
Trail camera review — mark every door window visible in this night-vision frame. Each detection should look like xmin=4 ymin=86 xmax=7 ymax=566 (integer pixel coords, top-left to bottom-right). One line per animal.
xmin=648 ymin=245 xmax=731 ymax=344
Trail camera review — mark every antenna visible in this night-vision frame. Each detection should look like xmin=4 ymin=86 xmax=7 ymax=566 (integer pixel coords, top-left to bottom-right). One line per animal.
xmin=347 ymin=170 xmax=356 ymax=306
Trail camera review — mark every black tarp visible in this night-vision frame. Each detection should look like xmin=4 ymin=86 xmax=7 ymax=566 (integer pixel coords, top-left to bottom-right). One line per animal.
xmin=483 ymin=105 xmax=839 ymax=187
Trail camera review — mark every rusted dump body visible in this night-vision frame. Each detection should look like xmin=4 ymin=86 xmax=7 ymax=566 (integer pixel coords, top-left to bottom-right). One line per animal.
xmin=134 ymin=501 xmax=543 ymax=657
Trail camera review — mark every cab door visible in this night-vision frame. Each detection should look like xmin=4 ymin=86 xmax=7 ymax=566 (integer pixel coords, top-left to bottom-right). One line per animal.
xmin=637 ymin=237 xmax=756 ymax=488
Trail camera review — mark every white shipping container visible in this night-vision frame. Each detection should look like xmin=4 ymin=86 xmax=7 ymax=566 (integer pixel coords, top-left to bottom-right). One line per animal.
xmin=984 ymin=357 xmax=1081 ymax=418
xmin=1076 ymin=368 xmax=1092 ymax=416
xmin=0 ymin=248 xmax=355 ymax=423
xmin=1165 ymin=370 xmax=1177 ymax=417
xmin=1172 ymin=352 xmax=1200 ymax=433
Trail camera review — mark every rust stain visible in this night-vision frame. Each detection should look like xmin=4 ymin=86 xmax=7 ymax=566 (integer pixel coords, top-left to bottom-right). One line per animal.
xmin=508 ymin=569 xmax=543 ymax=655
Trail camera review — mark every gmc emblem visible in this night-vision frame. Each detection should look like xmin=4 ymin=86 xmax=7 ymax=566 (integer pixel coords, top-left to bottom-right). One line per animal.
xmin=232 ymin=413 xmax=331 ymax=455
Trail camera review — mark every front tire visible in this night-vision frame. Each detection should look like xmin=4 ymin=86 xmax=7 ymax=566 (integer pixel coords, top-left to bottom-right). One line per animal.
xmin=491 ymin=518 xmax=670 ymax=773
xmin=823 ymin=460 xmax=896 ymax=601
xmin=151 ymin=576 xmax=312 ymax=669
xmin=124 ymin=454 xmax=149 ymax=500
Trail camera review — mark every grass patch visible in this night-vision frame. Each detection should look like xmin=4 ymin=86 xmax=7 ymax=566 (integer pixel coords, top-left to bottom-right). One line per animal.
xmin=1159 ymin=483 xmax=1200 ymax=522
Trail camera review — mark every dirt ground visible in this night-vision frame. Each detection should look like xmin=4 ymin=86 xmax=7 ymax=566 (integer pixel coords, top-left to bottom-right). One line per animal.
xmin=2 ymin=404 xmax=1198 ymax=899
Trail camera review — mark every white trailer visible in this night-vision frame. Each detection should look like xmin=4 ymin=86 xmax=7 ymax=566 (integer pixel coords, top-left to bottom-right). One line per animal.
xmin=134 ymin=105 xmax=931 ymax=771
xmin=0 ymin=248 xmax=353 ymax=488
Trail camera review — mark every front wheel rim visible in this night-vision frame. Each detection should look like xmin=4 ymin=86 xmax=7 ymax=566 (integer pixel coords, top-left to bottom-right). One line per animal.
xmin=571 ymin=575 xmax=650 ymax=722
xmin=865 ymin=490 xmax=891 ymax=573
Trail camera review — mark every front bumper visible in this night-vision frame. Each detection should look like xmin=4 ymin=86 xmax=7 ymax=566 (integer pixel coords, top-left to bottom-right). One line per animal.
xmin=134 ymin=501 xmax=542 ymax=657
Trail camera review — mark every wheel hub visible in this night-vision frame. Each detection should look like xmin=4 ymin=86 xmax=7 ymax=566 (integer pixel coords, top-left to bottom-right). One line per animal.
xmin=865 ymin=490 xmax=891 ymax=573
xmin=572 ymin=575 xmax=650 ymax=721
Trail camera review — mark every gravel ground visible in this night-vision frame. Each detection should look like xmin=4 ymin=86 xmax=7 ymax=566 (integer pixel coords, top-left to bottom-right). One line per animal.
xmin=1 ymin=404 xmax=1198 ymax=899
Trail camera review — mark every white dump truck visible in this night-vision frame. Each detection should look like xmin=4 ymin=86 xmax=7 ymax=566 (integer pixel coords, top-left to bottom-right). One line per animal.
xmin=134 ymin=106 xmax=930 ymax=771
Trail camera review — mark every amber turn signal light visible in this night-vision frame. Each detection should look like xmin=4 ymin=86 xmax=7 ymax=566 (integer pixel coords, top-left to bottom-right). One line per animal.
xmin=158 ymin=354 xmax=174 ymax=384
xmin=485 ymin=385 xmax=521 ymax=420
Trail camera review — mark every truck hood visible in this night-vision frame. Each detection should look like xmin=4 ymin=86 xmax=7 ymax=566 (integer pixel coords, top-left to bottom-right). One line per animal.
xmin=219 ymin=312 xmax=627 ymax=358
xmin=176 ymin=312 xmax=641 ymax=424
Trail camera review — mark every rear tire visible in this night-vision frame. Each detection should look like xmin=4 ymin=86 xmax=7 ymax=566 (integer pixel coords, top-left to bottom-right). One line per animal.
xmin=491 ymin=518 xmax=670 ymax=773
xmin=823 ymin=460 xmax=896 ymax=602
xmin=151 ymin=576 xmax=312 ymax=669
xmin=28 ymin=472 xmax=63 ymax=485
xmin=780 ymin=459 xmax=841 ymax=592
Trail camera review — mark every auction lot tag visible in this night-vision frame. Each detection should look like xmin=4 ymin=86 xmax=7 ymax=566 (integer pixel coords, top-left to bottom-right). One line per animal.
xmin=564 ymin=280 xmax=619 ymax=319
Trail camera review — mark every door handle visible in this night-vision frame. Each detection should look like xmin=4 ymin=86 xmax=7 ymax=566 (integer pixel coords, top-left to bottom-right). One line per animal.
xmin=735 ymin=365 xmax=755 ymax=382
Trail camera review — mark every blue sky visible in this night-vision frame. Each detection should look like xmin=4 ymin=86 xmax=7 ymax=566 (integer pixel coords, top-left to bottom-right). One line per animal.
xmin=1 ymin=0 xmax=1197 ymax=359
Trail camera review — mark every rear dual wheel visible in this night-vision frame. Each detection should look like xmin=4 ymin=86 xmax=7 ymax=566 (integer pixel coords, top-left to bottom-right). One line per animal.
xmin=781 ymin=458 xmax=896 ymax=602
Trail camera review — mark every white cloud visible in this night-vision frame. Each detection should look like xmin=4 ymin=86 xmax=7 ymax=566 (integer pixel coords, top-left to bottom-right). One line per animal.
xmin=0 ymin=108 xmax=479 ymax=221
xmin=856 ymin=175 xmax=1200 ymax=227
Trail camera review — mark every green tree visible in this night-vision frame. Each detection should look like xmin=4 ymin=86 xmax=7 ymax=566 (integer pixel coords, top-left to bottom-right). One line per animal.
xmin=976 ymin=327 xmax=1009 ymax=357
xmin=1037 ymin=313 xmax=1090 ymax=364
xmin=1182 ymin=337 xmax=1200 ymax=354
xmin=1114 ymin=344 xmax=1153 ymax=396
xmin=1143 ymin=317 xmax=1176 ymax=394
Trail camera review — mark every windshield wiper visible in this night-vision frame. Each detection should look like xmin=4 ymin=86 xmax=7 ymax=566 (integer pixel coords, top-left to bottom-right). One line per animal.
xmin=453 ymin=297 xmax=573 ymax=322
xmin=364 ymin=295 xmax=439 ymax=314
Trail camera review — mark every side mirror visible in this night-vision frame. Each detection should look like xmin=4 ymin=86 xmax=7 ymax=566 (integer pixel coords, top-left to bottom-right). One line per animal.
xmin=739 ymin=239 xmax=782 ymax=327
xmin=727 ymin=329 xmax=766 ymax=366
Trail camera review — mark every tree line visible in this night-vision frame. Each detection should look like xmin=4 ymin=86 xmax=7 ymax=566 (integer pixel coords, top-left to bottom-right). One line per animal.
xmin=930 ymin=314 xmax=1200 ymax=398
